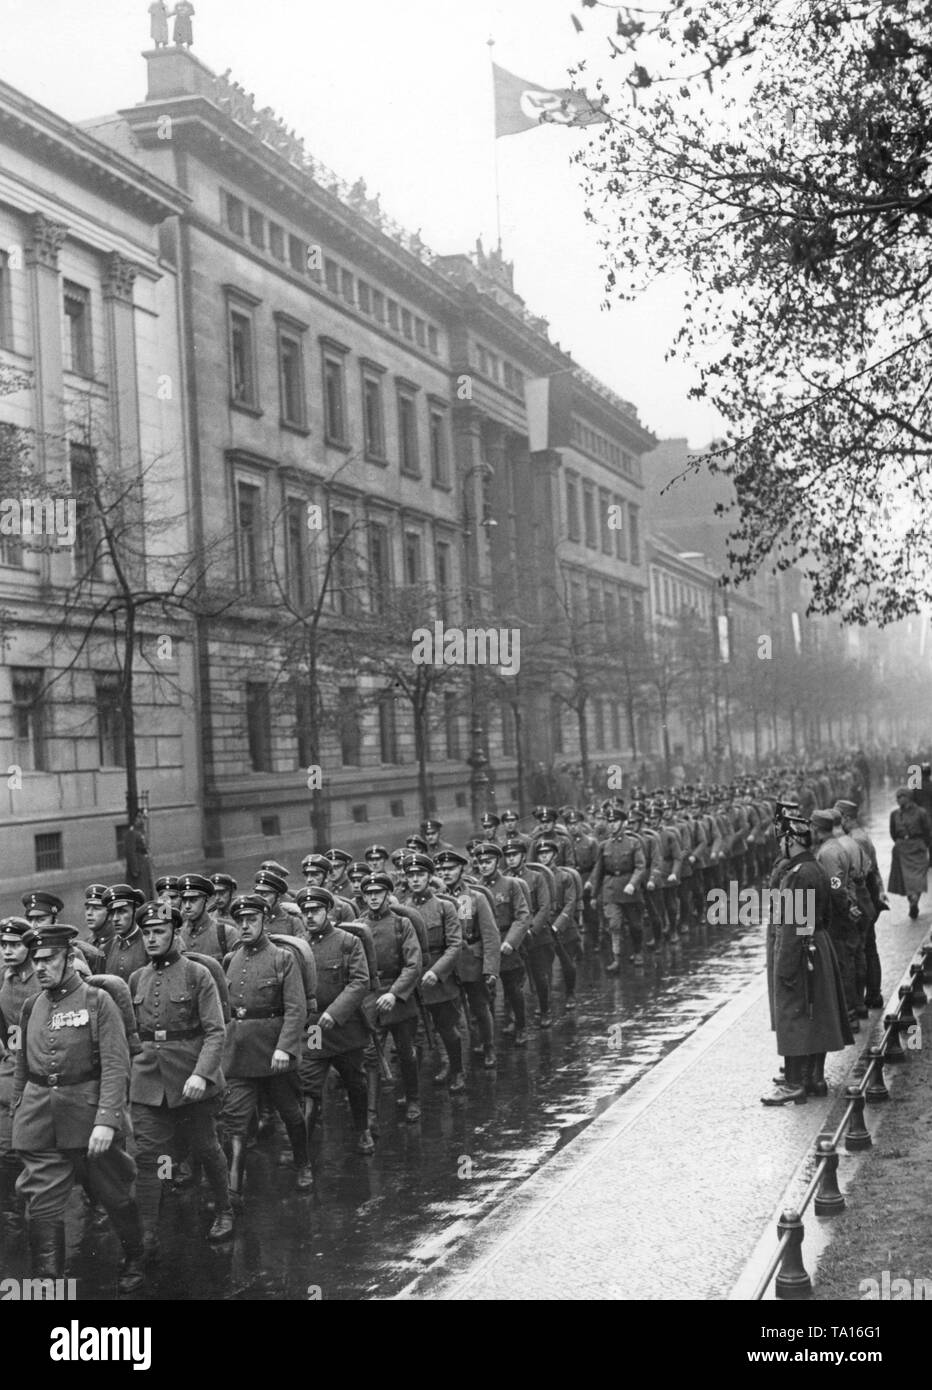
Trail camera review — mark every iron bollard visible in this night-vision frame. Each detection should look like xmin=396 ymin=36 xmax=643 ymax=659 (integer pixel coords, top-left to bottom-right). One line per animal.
xmin=883 ymin=1015 xmax=907 ymax=1063
xmin=775 ymin=1209 xmax=811 ymax=1299
xmin=908 ymin=964 xmax=927 ymax=1008
xmin=865 ymin=1047 xmax=889 ymax=1105
xmin=920 ymin=942 xmax=932 ymax=985
xmin=897 ymin=986 xmax=917 ymax=1026
xmin=813 ymin=1138 xmax=845 ymax=1217
xmin=844 ymin=1086 xmax=872 ymax=1153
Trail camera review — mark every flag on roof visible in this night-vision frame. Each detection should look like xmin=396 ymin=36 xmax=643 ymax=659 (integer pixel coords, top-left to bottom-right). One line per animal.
xmin=493 ymin=62 xmax=609 ymax=138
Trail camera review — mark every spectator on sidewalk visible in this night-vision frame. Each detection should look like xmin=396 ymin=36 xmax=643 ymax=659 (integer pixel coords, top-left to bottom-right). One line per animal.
xmin=888 ymin=787 xmax=931 ymax=920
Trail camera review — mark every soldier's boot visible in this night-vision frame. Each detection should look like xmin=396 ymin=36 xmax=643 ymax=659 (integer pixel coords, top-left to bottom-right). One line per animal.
xmin=345 ymin=1084 xmax=374 ymax=1154
xmin=200 ymin=1144 xmax=233 ymax=1241
xmin=446 ymin=1035 xmax=466 ymax=1093
xmin=432 ymin=1052 xmax=451 ymax=1085
xmin=256 ymin=1096 xmax=277 ymax=1141
xmin=854 ymin=970 xmax=869 ymax=1018
xmin=0 ymin=1158 xmax=25 ymax=1240
xmin=29 ymin=1216 xmax=66 ymax=1279
xmin=134 ymin=1163 xmax=163 ymax=1259
xmin=400 ymin=1053 xmax=420 ymax=1122
xmin=760 ymin=1054 xmax=807 ymax=1106
xmin=285 ymin=1118 xmax=314 ymax=1191
xmin=110 ymin=1202 xmax=146 ymax=1295
xmin=807 ymin=1053 xmax=828 ymax=1098
xmin=366 ymin=1069 xmax=381 ymax=1137
xmin=303 ymin=1096 xmax=323 ymax=1149
xmin=227 ymin=1136 xmax=247 ymax=1211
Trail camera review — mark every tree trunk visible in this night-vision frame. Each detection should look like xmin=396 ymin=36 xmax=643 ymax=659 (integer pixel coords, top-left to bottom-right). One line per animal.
xmin=122 ymin=606 xmax=139 ymax=823
xmin=659 ymin=692 xmax=672 ymax=781
xmin=307 ymin=650 xmax=330 ymax=847
xmin=414 ymin=680 xmax=431 ymax=822
xmin=576 ymin=700 xmax=590 ymax=790
xmin=512 ymin=697 xmax=527 ymax=815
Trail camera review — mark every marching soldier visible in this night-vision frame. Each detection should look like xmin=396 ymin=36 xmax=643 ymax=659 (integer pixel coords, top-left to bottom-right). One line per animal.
xmin=473 ymin=842 xmax=531 ymax=1045
xmin=627 ymin=803 xmax=667 ymax=945
xmin=535 ymin=839 xmax=580 ymax=1010
xmin=208 ymin=874 xmax=238 ymax=933
xmin=400 ymin=853 xmax=464 ymax=1091
xmin=180 ymin=873 xmax=239 ymax=962
xmin=655 ymin=803 xmax=683 ymax=939
xmin=155 ymin=875 xmax=182 ymax=915
xmin=221 ymin=894 xmax=311 ymax=1201
xmin=356 ymin=872 xmax=423 ymax=1124
xmin=0 ymin=918 xmax=39 ymax=1227
xmin=421 ymin=819 xmax=454 ymax=856
xmin=530 ymin=807 xmax=574 ymax=867
xmin=99 ymin=885 xmax=147 ymax=981
xmin=129 ymin=901 xmax=232 ymax=1253
xmin=325 ymin=848 xmax=354 ymax=898
xmin=434 ymin=849 xmax=500 ymax=1068
xmin=500 ymin=810 xmax=521 ymax=840
xmin=82 ymin=884 xmax=110 ymax=949
xmin=252 ymin=869 xmax=300 ymax=937
xmin=12 ymin=924 xmax=145 ymax=1292
xmin=363 ymin=844 xmax=391 ymax=876
xmin=502 ymin=836 xmax=554 ymax=1028
xmin=566 ymin=809 xmax=598 ymax=935
xmin=22 ymin=889 xmax=107 ymax=976
xmin=588 ymin=806 xmax=647 ymax=970
xmin=478 ymin=811 xmax=501 ymax=843
xmin=296 ymin=886 xmax=374 ymax=1154
xmin=302 ymin=854 xmax=356 ymax=923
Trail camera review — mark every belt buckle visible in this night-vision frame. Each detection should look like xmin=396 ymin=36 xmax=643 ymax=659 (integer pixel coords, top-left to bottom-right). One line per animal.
xmin=47 ymin=1072 xmax=59 ymax=1087
xmin=154 ymin=1029 xmax=167 ymax=1042
xmin=234 ymin=1007 xmax=246 ymax=1020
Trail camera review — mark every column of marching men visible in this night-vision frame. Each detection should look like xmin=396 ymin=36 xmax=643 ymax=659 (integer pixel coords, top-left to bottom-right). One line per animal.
xmin=0 ymin=758 xmax=891 ymax=1292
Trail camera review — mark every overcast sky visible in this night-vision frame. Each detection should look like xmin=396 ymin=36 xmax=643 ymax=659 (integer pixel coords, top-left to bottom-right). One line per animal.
xmin=2 ymin=0 xmax=723 ymax=446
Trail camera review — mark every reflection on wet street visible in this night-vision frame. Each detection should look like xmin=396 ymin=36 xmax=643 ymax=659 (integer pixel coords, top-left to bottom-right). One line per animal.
xmin=0 ymin=796 xmax=895 ymax=1301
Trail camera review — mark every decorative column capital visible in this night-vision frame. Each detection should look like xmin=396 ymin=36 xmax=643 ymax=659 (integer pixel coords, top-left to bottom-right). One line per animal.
xmin=25 ymin=213 xmax=68 ymax=271
xmin=102 ymin=252 xmax=138 ymax=303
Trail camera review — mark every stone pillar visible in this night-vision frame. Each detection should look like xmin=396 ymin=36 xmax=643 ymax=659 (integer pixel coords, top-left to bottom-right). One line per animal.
xmin=452 ymin=403 xmax=485 ymax=617
xmin=25 ymin=214 xmax=68 ymax=585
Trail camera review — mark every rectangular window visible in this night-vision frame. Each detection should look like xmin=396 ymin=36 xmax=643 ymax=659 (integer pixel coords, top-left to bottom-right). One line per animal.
xmin=248 ymin=208 xmax=265 ymax=248
xmin=358 ymin=281 xmax=371 ymax=314
xmin=387 ymin=300 xmax=399 ymax=331
xmin=444 ymin=690 xmax=461 ymax=760
xmin=610 ymin=701 xmax=622 ymax=747
xmin=429 ymin=408 xmax=449 ymax=485
xmin=339 ymin=687 xmax=361 ymax=765
xmin=500 ymin=700 xmax=516 ymax=757
xmin=224 ymin=193 xmax=244 ymax=236
xmin=324 ymin=258 xmax=339 ymax=292
xmin=390 ymin=799 xmax=405 ymax=818
xmin=35 ymin=832 xmax=62 ymax=873
xmin=414 ymin=318 xmax=426 ymax=348
xmin=566 ymin=475 xmax=580 ymax=542
xmin=550 ymin=695 xmax=564 ymax=755
xmin=368 ymin=522 xmax=391 ymax=613
xmin=613 ymin=495 xmax=628 ymax=561
xmin=401 ymin=308 xmax=413 ymax=340
xmin=378 ymin=691 xmax=398 ymax=763
xmin=323 ymin=356 xmax=347 ymax=444
xmin=362 ymin=372 xmax=385 ymax=459
xmin=599 ymin=487 xmax=612 ymax=555
xmin=372 ymin=290 xmax=385 ymax=323
xmin=330 ymin=509 xmax=355 ymax=616
xmin=63 ymin=282 xmax=92 ymax=376
xmin=403 ymin=531 xmax=421 ymax=587
xmin=398 ymin=390 xmax=419 ymax=475
xmin=286 ymin=497 xmax=310 ymax=608
xmin=633 ymin=594 xmax=645 ymax=635
xmin=583 ymin=484 xmax=597 ymax=549
xmin=229 ymin=308 xmax=257 ymax=407
xmin=0 ymin=251 xmax=12 ymax=349
xmin=503 ymin=362 xmax=514 ymax=392
xmin=260 ymin=814 xmax=281 ymax=838
xmin=245 ymin=682 xmax=272 ymax=772
xmin=289 ymin=235 xmax=306 ymax=273
xmin=435 ymin=540 xmax=451 ymax=601
xmin=278 ymin=331 xmax=306 ymax=427
xmin=12 ymin=667 xmax=47 ymax=772
xmin=70 ymin=442 xmax=100 ymax=580
xmin=268 ymin=223 xmax=285 ymax=259
xmin=629 ymin=503 xmax=641 ymax=565
xmin=95 ymin=674 xmax=125 ymax=767
xmin=341 ymin=268 xmax=355 ymax=305
xmin=594 ymin=700 xmax=605 ymax=750
xmin=427 ymin=325 xmax=438 ymax=355
xmin=488 ymin=352 xmax=500 ymax=383
xmin=235 ymin=479 xmax=261 ymax=595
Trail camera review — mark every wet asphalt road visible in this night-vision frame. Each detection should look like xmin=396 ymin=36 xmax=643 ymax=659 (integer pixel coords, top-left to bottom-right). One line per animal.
xmin=0 ymin=790 xmax=898 ymax=1301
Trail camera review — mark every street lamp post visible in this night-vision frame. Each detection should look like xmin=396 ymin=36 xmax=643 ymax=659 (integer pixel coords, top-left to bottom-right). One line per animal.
xmin=462 ymin=458 xmax=496 ymax=827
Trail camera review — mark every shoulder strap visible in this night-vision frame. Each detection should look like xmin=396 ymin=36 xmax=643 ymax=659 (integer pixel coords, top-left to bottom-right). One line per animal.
xmin=394 ymin=915 xmax=405 ymax=972
xmin=84 ymin=984 xmax=101 ymax=1071
xmin=217 ymin=921 xmax=228 ymax=957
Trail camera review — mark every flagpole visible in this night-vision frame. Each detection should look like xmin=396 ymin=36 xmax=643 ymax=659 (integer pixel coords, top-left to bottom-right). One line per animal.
xmin=487 ymin=36 xmax=503 ymax=252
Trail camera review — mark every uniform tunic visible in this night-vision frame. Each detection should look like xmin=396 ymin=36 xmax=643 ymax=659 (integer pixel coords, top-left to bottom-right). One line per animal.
xmin=453 ymin=885 xmax=500 ymax=981
xmin=481 ymin=872 xmax=530 ymax=973
xmin=182 ymin=913 xmax=240 ymax=964
xmin=222 ymin=936 xmax=306 ymax=1076
xmin=101 ymin=927 xmax=148 ymax=982
xmin=589 ymin=833 xmax=647 ymax=903
xmin=358 ymin=909 xmax=422 ymax=1026
xmin=769 ymin=853 xmax=853 ymax=1056
xmin=0 ymin=960 xmax=40 ymax=1151
xmin=129 ymin=952 xmax=226 ymax=1106
xmin=304 ymin=926 xmax=369 ymax=1055
xmin=888 ymin=803 xmax=931 ymax=897
xmin=12 ymin=975 xmax=130 ymax=1147
xmin=402 ymin=891 xmax=462 ymax=1005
